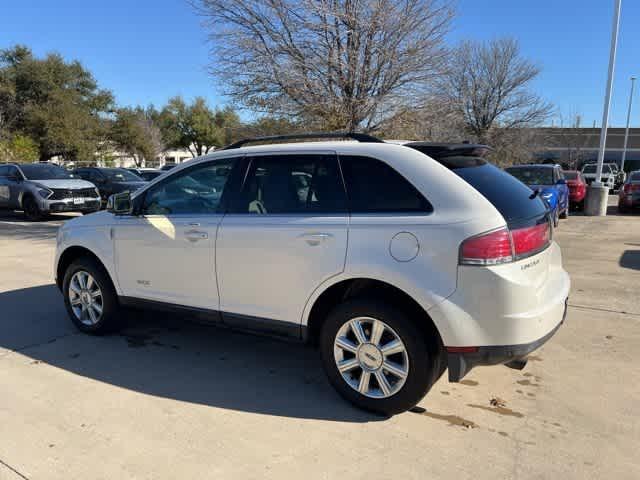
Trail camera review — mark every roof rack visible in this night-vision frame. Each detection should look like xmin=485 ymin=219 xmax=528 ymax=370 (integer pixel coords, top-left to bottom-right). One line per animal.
xmin=221 ymin=131 xmax=385 ymax=150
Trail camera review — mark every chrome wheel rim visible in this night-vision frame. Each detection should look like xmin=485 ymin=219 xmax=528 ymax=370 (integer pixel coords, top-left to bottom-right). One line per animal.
xmin=68 ymin=271 xmax=103 ymax=326
xmin=333 ymin=317 xmax=409 ymax=399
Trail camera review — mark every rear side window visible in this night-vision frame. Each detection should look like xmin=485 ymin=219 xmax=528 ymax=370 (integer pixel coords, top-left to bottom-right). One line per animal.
xmin=340 ymin=155 xmax=431 ymax=213
xmin=232 ymin=154 xmax=347 ymax=214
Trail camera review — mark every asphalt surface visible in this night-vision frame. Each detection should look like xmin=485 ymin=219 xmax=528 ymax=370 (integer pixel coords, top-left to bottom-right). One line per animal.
xmin=0 ymin=199 xmax=639 ymax=479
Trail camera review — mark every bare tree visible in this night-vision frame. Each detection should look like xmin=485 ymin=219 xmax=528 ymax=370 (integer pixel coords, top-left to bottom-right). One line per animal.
xmin=438 ymin=38 xmax=552 ymax=142
xmin=193 ymin=0 xmax=453 ymax=131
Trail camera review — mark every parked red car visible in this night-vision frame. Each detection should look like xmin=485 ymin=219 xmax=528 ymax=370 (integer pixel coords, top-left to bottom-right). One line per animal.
xmin=563 ymin=170 xmax=587 ymax=210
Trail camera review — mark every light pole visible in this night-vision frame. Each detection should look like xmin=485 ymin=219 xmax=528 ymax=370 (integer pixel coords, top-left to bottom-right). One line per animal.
xmin=586 ymin=0 xmax=623 ymax=216
xmin=621 ymin=76 xmax=636 ymax=174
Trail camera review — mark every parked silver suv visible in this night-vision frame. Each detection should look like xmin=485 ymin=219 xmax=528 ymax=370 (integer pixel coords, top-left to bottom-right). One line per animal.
xmin=0 ymin=163 xmax=101 ymax=220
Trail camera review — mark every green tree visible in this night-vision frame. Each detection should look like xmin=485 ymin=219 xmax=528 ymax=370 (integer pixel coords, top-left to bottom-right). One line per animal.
xmin=0 ymin=134 xmax=40 ymax=163
xmin=159 ymin=96 xmax=240 ymax=156
xmin=0 ymin=45 xmax=114 ymax=162
xmin=111 ymin=107 xmax=164 ymax=167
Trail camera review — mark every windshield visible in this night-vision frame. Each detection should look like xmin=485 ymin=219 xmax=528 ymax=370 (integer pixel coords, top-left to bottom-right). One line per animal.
xmin=103 ymin=169 xmax=143 ymax=182
xmin=563 ymin=171 xmax=578 ymax=180
xmin=19 ymin=164 xmax=75 ymax=180
xmin=505 ymin=167 xmax=553 ymax=185
xmin=583 ymin=164 xmax=612 ymax=174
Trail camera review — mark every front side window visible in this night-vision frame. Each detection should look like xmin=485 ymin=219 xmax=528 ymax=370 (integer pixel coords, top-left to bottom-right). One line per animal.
xmin=232 ymin=154 xmax=347 ymax=214
xmin=141 ymin=158 xmax=236 ymax=215
xmin=0 ymin=166 xmax=9 ymax=178
xmin=340 ymin=155 xmax=431 ymax=213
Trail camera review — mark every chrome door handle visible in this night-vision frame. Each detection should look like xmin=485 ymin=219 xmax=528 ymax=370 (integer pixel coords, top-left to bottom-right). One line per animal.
xmin=299 ymin=232 xmax=332 ymax=246
xmin=185 ymin=230 xmax=208 ymax=242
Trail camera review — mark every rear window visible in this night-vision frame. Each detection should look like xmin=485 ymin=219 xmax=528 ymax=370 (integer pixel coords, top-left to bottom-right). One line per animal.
xmin=563 ymin=171 xmax=578 ymax=180
xmin=339 ymin=155 xmax=432 ymax=213
xmin=453 ymin=160 xmax=548 ymax=224
xmin=630 ymin=172 xmax=640 ymax=181
xmin=505 ymin=167 xmax=554 ymax=186
xmin=583 ymin=164 xmax=612 ymax=174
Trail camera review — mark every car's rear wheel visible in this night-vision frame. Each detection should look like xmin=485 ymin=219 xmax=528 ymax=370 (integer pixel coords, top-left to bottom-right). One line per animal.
xmin=23 ymin=196 xmax=45 ymax=221
xmin=62 ymin=257 xmax=122 ymax=334
xmin=560 ymin=206 xmax=569 ymax=219
xmin=319 ymin=298 xmax=442 ymax=416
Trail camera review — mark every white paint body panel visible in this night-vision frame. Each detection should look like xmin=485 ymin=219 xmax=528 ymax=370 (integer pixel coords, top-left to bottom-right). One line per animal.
xmin=55 ymin=141 xmax=570 ymax=350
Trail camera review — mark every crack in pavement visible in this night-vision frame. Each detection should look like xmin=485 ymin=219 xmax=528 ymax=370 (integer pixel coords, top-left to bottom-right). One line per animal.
xmin=0 ymin=332 xmax=79 ymax=359
xmin=568 ymin=303 xmax=640 ymax=318
xmin=0 ymin=458 xmax=29 ymax=480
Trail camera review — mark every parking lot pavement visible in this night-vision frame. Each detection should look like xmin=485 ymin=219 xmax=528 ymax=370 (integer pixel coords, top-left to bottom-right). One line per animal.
xmin=1 ymin=203 xmax=639 ymax=480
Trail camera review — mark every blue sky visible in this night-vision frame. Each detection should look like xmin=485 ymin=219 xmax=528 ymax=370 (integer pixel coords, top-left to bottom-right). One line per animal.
xmin=1 ymin=0 xmax=638 ymax=126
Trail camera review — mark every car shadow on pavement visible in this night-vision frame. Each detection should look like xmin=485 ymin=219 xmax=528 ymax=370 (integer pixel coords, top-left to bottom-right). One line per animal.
xmin=0 ymin=211 xmax=77 ymax=242
xmin=619 ymin=250 xmax=640 ymax=271
xmin=0 ymin=284 xmax=381 ymax=423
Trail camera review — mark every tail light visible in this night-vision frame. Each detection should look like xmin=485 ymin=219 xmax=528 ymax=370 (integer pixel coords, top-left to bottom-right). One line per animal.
xmin=460 ymin=222 xmax=551 ymax=266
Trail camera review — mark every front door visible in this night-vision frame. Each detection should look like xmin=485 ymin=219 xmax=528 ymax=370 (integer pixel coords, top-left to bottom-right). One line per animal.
xmin=216 ymin=153 xmax=349 ymax=333
xmin=113 ymin=157 xmax=237 ymax=311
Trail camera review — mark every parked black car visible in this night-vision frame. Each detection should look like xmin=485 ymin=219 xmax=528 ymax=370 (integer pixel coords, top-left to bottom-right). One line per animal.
xmin=160 ymin=164 xmax=176 ymax=171
xmin=73 ymin=168 xmax=146 ymax=206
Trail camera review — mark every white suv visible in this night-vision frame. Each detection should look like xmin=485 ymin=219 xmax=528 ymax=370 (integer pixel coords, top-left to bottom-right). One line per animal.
xmin=54 ymin=133 xmax=570 ymax=415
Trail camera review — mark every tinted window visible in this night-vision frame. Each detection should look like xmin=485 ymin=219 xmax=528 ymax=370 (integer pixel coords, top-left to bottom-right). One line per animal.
xmin=630 ymin=172 xmax=640 ymax=181
xmin=20 ymin=164 xmax=74 ymax=180
xmin=0 ymin=166 xmax=9 ymax=177
xmin=102 ymin=169 xmax=143 ymax=182
xmin=142 ymin=158 xmax=235 ymax=215
xmin=140 ymin=171 xmax=163 ymax=181
xmin=583 ymin=164 xmax=612 ymax=174
xmin=563 ymin=171 xmax=578 ymax=180
xmin=442 ymin=157 xmax=547 ymax=225
xmin=340 ymin=155 xmax=431 ymax=213
xmin=232 ymin=154 xmax=346 ymax=214
xmin=505 ymin=167 xmax=554 ymax=185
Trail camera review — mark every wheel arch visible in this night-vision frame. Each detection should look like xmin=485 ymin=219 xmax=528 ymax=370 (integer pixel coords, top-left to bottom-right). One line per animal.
xmin=304 ymin=277 xmax=444 ymax=353
xmin=56 ymin=246 xmax=112 ymax=291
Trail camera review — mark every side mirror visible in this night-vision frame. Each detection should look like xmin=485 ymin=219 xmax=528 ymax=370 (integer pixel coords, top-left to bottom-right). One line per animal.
xmin=107 ymin=192 xmax=133 ymax=215
xmin=556 ymin=179 xmax=567 ymax=185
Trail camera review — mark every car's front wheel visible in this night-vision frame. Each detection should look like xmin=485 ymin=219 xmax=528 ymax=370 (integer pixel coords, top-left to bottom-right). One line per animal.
xmin=62 ymin=257 xmax=122 ymax=334
xmin=23 ymin=196 xmax=45 ymax=221
xmin=319 ymin=299 xmax=442 ymax=416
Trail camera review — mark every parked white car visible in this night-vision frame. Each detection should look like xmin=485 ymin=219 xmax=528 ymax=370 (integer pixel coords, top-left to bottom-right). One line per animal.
xmin=54 ymin=133 xmax=570 ymax=415
xmin=581 ymin=163 xmax=616 ymax=190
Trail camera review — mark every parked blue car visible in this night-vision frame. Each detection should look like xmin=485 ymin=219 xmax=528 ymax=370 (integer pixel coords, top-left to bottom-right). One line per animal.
xmin=504 ymin=164 xmax=569 ymax=226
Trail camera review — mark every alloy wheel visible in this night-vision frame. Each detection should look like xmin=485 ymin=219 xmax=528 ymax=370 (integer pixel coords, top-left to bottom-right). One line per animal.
xmin=333 ymin=317 xmax=409 ymax=399
xmin=68 ymin=270 xmax=104 ymax=326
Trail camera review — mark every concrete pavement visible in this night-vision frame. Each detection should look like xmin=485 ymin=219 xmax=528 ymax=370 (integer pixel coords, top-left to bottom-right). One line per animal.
xmin=0 ymin=203 xmax=639 ymax=479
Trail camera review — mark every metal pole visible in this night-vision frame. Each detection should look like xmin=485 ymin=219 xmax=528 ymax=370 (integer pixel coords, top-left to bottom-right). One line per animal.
xmin=621 ymin=76 xmax=636 ymax=174
xmin=595 ymin=0 xmax=622 ymax=185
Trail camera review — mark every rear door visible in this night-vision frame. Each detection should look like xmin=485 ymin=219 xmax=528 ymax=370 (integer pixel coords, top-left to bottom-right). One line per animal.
xmin=216 ymin=152 xmax=348 ymax=333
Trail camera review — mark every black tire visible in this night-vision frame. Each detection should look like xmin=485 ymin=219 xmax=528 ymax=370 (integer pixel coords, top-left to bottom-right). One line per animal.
xmin=553 ymin=209 xmax=559 ymax=227
xmin=319 ymin=298 xmax=442 ymax=416
xmin=22 ymin=195 xmax=45 ymax=221
xmin=560 ymin=206 xmax=569 ymax=219
xmin=62 ymin=256 xmax=123 ymax=334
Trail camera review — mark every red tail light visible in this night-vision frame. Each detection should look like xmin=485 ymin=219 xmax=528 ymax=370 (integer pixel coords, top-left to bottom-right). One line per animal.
xmin=460 ymin=222 xmax=551 ymax=266
xmin=460 ymin=227 xmax=513 ymax=265
xmin=511 ymin=223 xmax=550 ymax=257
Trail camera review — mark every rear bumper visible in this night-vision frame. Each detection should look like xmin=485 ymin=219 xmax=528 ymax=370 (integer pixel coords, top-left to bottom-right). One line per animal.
xmin=447 ymin=299 xmax=567 ymax=381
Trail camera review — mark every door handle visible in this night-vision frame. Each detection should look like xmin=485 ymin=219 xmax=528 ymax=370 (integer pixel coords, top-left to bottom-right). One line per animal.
xmin=185 ymin=230 xmax=208 ymax=242
xmin=299 ymin=232 xmax=332 ymax=246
